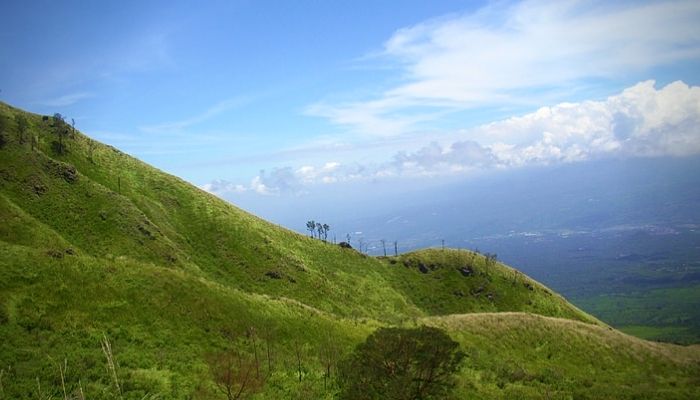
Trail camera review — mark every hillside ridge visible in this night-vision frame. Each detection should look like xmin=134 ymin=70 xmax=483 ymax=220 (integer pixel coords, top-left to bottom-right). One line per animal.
xmin=1 ymin=101 xmax=698 ymax=399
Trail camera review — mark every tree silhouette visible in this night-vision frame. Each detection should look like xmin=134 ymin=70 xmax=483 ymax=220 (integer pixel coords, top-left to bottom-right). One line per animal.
xmin=52 ymin=113 xmax=69 ymax=154
xmin=16 ymin=115 xmax=28 ymax=144
xmin=357 ymin=238 xmax=365 ymax=254
xmin=338 ymin=326 xmax=465 ymax=400
xmin=316 ymin=222 xmax=323 ymax=240
xmin=322 ymin=223 xmax=330 ymax=241
xmin=306 ymin=220 xmax=316 ymax=238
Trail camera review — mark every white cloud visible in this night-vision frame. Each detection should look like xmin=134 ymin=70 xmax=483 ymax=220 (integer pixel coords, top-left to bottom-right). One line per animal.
xmin=310 ymin=0 xmax=700 ymax=136
xmin=201 ymin=180 xmax=248 ymax=195
xmin=481 ymin=80 xmax=700 ymax=165
xmin=208 ymin=80 xmax=700 ymax=196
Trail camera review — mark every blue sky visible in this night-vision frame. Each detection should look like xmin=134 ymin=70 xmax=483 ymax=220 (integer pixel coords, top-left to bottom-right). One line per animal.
xmin=2 ymin=0 xmax=700 ymax=201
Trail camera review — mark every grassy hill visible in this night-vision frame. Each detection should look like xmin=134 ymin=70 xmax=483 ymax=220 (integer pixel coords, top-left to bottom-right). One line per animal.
xmin=1 ymin=102 xmax=698 ymax=399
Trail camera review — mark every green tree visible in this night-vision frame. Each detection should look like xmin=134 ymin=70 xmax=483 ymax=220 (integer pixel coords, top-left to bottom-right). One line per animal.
xmin=337 ymin=326 xmax=465 ymax=400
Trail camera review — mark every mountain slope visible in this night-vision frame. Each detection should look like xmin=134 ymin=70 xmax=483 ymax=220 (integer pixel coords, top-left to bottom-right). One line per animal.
xmin=1 ymin=102 xmax=698 ymax=399
xmin=0 ymin=102 xmax=594 ymax=324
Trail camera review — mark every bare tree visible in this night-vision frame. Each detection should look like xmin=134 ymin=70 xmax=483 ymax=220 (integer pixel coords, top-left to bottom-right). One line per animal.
xmin=319 ymin=330 xmax=340 ymax=390
xmin=259 ymin=324 xmax=276 ymax=375
xmin=316 ymin=222 xmax=323 ymax=240
xmin=381 ymin=239 xmax=387 ymax=257
xmin=306 ymin=220 xmax=316 ymax=238
xmin=52 ymin=113 xmax=69 ymax=154
xmin=88 ymin=139 xmax=96 ymax=163
xmin=247 ymin=327 xmax=260 ymax=380
xmin=293 ymin=340 xmax=306 ymax=383
xmin=209 ymin=348 xmax=262 ymax=400
xmin=16 ymin=115 xmax=28 ymax=144
xmin=394 ymin=241 xmax=398 ymax=256
xmin=322 ymin=223 xmax=330 ymax=241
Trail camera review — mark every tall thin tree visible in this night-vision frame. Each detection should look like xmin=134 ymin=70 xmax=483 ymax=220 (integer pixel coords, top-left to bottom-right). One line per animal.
xmin=316 ymin=222 xmax=323 ymax=240
xmin=306 ymin=220 xmax=316 ymax=238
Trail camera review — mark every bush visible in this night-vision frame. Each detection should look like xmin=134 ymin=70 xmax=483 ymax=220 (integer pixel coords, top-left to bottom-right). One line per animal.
xmin=337 ymin=326 xmax=465 ymax=400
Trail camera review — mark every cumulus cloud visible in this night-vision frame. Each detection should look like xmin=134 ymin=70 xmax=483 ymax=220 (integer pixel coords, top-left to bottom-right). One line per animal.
xmin=481 ymin=80 xmax=700 ymax=165
xmin=206 ymin=80 xmax=700 ymax=196
xmin=200 ymin=180 xmax=247 ymax=195
xmin=309 ymin=0 xmax=700 ymax=135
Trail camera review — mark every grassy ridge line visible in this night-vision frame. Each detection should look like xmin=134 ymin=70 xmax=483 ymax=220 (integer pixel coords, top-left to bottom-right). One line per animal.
xmin=424 ymin=313 xmax=700 ymax=399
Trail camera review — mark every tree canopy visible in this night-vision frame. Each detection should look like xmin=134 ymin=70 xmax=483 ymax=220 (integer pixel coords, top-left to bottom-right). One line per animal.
xmin=338 ymin=326 xmax=465 ymax=400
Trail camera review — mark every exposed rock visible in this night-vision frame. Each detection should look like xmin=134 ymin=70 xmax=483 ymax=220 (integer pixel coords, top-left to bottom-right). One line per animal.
xmin=138 ymin=224 xmax=154 ymax=239
xmin=33 ymin=183 xmax=46 ymax=196
xmin=265 ymin=271 xmax=283 ymax=279
xmin=418 ymin=263 xmax=429 ymax=274
xmin=458 ymin=266 xmax=474 ymax=277
xmin=46 ymin=249 xmax=63 ymax=259
xmin=338 ymin=241 xmax=352 ymax=249
xmin=61 ymin=165 xmax=78 ymax=183
xmin=524 ymin=282 xmax=534 ymax=291
xmin=44 ymin=159 xmax=78 ymax=183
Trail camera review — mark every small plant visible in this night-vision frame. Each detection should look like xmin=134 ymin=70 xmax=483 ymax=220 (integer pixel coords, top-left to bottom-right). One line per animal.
xmin=101 ymin=333 xmax=122 ymax=398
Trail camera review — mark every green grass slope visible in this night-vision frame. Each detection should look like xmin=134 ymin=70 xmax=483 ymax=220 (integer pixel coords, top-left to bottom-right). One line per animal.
xmin=0 ymin=102 xmax=594 ymax=324
xmin=1 ymin=102 xmax=699 ymax=399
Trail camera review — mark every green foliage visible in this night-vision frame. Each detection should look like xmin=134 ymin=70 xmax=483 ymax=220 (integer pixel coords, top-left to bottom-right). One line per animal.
xmin=0 ymin=101 xmax=698 ymax=398
xmin=338 ymin=326 xmax=465 ymax=400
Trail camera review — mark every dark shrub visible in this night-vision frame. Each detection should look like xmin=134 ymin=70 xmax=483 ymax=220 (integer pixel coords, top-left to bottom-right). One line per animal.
xmin=338 ymin=326 xmax=465 ymax=400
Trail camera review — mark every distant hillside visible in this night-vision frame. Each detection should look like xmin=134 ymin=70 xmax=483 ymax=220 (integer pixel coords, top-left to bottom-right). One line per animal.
xmin=1 ymin=101 xmax=698 ymax=399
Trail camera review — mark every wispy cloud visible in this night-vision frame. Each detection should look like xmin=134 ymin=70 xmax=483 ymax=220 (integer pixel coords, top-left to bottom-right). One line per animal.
xmin=207 ymin=80 xmax=700 ymax=196
xmin=140 ymin=96 xmax=255 ymax=133
xmin=309 ymin=0 xmax=700 ymax=136
xmin=39 ymin=92 xmax=93 ymax=107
